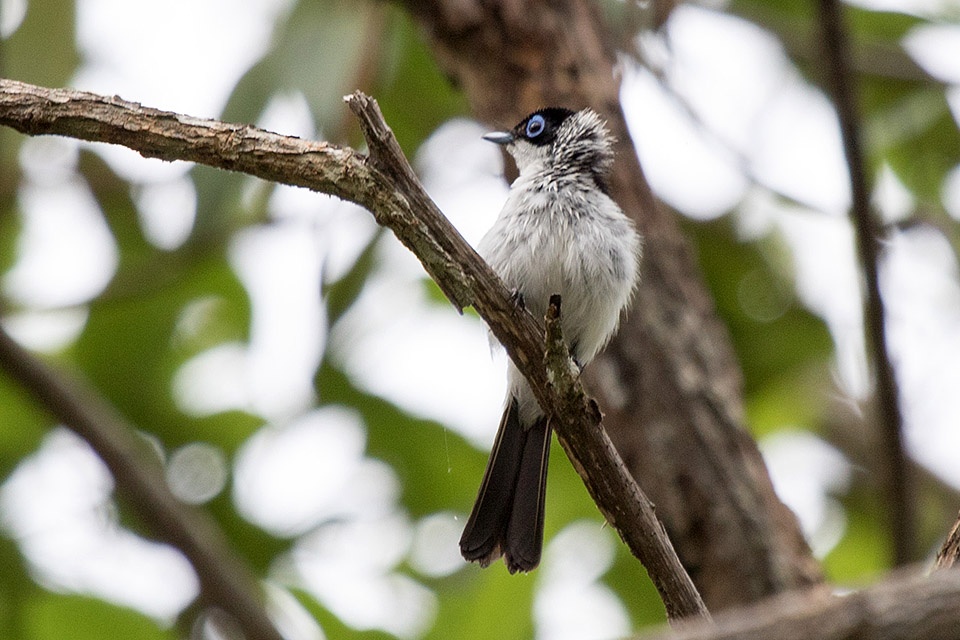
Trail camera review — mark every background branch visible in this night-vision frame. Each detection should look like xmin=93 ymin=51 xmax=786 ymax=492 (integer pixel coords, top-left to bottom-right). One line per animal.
xmin=0 ymin=79 xmax=707 ymax=621
xmin=636 ymin=567 xmax=960 ymax=640
xmin=0 ymin=327 xmax=285 ymax=640
xmin=817 ymin=0 xmax=915 ymax=564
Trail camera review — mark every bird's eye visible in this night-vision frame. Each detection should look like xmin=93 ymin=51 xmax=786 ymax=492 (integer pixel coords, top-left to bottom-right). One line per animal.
xmin=525 ymin=114 xmax=546 ymax=138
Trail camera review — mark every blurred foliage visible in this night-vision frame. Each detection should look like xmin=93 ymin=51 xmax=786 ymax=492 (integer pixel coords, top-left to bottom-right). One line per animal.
xmin=22 ymin=594 xmax=175 ymax=640
xmin=685 ymin=218 xmax=834 ymax=396
xmin=1 ymin=0 xmax=959 ymax=639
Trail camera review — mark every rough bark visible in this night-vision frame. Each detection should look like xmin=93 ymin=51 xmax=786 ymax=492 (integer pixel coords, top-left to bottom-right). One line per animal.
xmin=401 ymin=0 xmax=823 ymax=607
xmin=636 ymin=567 xmax=960 ymax=640
xmin=936 ymin=512 xmax=960 ymax=570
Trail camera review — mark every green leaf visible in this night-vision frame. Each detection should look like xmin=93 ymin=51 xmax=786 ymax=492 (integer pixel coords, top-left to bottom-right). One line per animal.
xmin=223 ymin=0 xmax=381 ymax=134
xmin=745 ymin=366 xmax=834 ymax=438
xmin=204 ymin=485 xmax=290 ymax=574
xmin=0 ymin=531 xmax=36 ymax=639
xmin=78 ymin=151 xmax=154 ymax=263
xmin=315 ymin=361 xmax=482 ymax=517
xmin=322 ymin=231 xmax=384 ymax=328
xmin=846 ymin=6 xmax=923 ymax=42
xmin=0 ymin=183 xmax=23 ymax=277
xmin=190 ymin=164 xmax=264 ymax=246
xmin=869 ymin=88 xmax=960 ymax=206
xmin=2 ymin=0 xmax=78 ymax=87
xmin=23 ymin=593 xmax=175 ymax=640
xmin=70 ymin=244 xmax=251 ymax=448
xmin=543 ymin=443 xmax=613 ymax=535
xmin=423 ymin=567 xmax=535 ymax=640
xmin=685 ymin=217 xmax=833 ymax=399
xmin=0 ymin=372 xmax=49 ymax=477
xmin=373 ymin=8 xmax=469 ymax=155
xmin=604 ymin=543 xmax=668 ymax=631
xmin=822 ymin=487 xmax=890 ymax=583
xmin=422 ymin=277 xmax=466 ymax=313
xmin=188 ymin=411 xmax=264 ymax=457
xmin=290 ymin=588 xmax=396 ymax=640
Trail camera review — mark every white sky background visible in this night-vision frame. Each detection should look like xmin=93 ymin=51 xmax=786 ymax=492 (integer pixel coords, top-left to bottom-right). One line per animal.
xmin=3 ymin=1 xmax=960 ymax=639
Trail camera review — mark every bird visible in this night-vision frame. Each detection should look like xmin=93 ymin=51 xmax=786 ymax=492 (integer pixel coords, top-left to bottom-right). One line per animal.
xmin=459 ymin=107 xmax=642 ymax=573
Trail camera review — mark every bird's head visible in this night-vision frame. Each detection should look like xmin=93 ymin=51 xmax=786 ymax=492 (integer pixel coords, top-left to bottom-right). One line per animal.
xmin=483 ymin=107 xmax=615 ymax=190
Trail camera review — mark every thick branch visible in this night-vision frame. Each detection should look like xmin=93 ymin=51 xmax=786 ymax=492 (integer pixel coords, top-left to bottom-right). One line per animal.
xmin=0 ymin=327 xmax=284 ymax=640
xmin=636 ymin=567 xmax=960 ymax=640
xmin=817 ymin=0 xmax=914 ymax=564
xmin=0 ymin=79 xmax=707 ymax=621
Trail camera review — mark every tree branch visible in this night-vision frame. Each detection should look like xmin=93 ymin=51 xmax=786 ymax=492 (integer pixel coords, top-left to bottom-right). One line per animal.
xmin=0 ymin=79 xmax=707 ymax=621
xmin=0 ymin=327 xmax=284 ymax=640
xmin=817 ymin=0 xmax=915 ymax=564
xmin=635 ymin=567 xmax=960 ymax=640
xmin=936 ymin=511 xmax=960 ymax=570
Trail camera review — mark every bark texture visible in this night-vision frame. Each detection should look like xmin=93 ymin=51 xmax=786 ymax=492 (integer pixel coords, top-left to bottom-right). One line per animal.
xmin=936 ymin=512 xmax=960 ymax=570
xmin=402 ymin=0 xmax=823 ymax=607
xmin=637 ymin=567 xmax=960 ymax=640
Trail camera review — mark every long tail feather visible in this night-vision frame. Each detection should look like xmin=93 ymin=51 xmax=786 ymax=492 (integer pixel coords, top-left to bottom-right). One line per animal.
xmin=459 ymin=399 xmax=523 ymax=565
xmin=460 ymin=398 xmax=551 ymax=572
xmin=505 ymin=417 xmax=551 ymax=573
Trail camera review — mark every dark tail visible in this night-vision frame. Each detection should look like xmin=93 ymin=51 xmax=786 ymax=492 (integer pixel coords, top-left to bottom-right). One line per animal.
xmin=459 ymin=398 xmax=552 ymax=573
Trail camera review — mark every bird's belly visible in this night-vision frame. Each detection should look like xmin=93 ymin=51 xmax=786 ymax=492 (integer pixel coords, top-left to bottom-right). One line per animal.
xmin=508 ymin=221 xmax=628 ymax=362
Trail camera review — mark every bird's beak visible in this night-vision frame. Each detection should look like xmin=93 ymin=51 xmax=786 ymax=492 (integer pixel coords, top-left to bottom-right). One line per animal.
xmin=482 ymin=131 xmax=514 ymax=145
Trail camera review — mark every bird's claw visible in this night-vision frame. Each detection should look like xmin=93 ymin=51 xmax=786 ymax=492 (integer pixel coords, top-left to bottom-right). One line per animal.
xmin=509 ymin=289 xmax=526 ymax=311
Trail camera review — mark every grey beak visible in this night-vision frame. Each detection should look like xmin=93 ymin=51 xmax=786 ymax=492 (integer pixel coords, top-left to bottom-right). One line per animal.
xmin=483 ymin=131 xmax=515 ymax=145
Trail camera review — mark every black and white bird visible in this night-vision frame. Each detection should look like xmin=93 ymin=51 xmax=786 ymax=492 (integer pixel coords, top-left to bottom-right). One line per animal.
xmin=459 ymin=107 xmax=642 ymax=573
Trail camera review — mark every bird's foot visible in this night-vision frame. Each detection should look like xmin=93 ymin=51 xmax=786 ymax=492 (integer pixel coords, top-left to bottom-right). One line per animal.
xmin=509 ymin=289 xmax=526 ymax=311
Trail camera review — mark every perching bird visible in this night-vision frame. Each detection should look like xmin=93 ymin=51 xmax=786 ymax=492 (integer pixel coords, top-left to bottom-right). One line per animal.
xmin=459 ymin=107 xmax=642 ymax=573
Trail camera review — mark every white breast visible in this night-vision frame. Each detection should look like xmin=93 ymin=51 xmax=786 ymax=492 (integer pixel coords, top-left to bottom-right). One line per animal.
xmin=478 ymin=178 xmax=640 ymax=424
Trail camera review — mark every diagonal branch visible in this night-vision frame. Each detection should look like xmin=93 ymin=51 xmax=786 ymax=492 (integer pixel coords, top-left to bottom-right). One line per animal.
xmin=0 ymin=79 xmax=707 ymax=621
xmin=816 ymin=0 xmax=914 ymax=564
xmin=936 ymin=510 xmax=960 ymax=570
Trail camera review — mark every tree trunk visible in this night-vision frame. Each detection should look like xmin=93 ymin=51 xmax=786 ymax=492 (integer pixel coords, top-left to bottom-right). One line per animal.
xmin=402 ymin=0 xmax=823 ymax=608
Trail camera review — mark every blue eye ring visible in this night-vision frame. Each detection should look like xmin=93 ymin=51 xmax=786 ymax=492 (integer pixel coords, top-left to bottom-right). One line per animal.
xmin=525 ymin=114 xmax=546 ymax=138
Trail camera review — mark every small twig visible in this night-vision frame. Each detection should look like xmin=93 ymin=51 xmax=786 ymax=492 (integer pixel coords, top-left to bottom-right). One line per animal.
xmin=0 ymin=326 xmax=284 ymax=640
xmin=936 ymin=511 xmax=960 ymax=570
xmin=817 ymin=0 xmax=914 ymax=564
